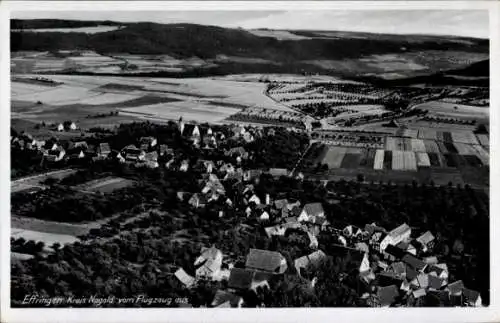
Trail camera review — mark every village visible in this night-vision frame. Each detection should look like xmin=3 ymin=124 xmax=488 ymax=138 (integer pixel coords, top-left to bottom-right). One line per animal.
xmin=10 ymin=117 xmax=484 ymax=308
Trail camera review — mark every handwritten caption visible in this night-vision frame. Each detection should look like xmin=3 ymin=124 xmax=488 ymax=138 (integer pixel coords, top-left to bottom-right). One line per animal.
xmin=22 ymin=294 xmax=189 ymax=306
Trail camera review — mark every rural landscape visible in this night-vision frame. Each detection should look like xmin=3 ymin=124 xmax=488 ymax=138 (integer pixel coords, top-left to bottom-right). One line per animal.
xmin=10 ymin=13 xmax=489 ymax=309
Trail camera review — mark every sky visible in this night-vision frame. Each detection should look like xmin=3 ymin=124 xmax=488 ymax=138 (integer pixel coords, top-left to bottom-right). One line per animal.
xmin=12 ymin=10 xmax=489 ymax=38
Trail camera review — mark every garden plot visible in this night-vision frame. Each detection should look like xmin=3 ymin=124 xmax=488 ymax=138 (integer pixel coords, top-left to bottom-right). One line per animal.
xmin=451 ymin=131 xmax=479 ymax=145
xmin=373 ymin=149 xmax=385 ymax=170
xmin=476 ymin=134 xmax=489 ymax=147
xmin=472 ymin=145 xmax=489 ymax=165
xmin=410 ymin=139 xmax=427 ymax=153
xmin=392 ymin=151 xmax=417 ymax=171
xmin=322 ymin=146 xmax=347 ymax=169
xmin=423 ymin=140 xmax=441 ymax=153
xmin=453 ymin=143 xmax=478 ymax=155
xmin=416 ymin=152 xmax=431 ymax=167
xmin=418 ymin=129 xmax=438 ymax=140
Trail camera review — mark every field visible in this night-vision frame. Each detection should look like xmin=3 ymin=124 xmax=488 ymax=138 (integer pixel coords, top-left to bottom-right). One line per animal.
xmin=11 ymin=228 xmax=79 ymax=249
xmin=75 ymin=177 xmax=135 ymax=194
xmin=12 ymin=25 xmax=123 ymax=33
xmin=12 ymin=74 xmax=297 ymax=129
xmin=413 ymin=101 xmax=488 ymax=120
xmin=11 ymin=168 xmax=78 ymax=193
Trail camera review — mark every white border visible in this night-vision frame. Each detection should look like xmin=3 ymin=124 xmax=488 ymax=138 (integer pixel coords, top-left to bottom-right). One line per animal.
xmin=1 ymin=2 xmax=499 ymax=323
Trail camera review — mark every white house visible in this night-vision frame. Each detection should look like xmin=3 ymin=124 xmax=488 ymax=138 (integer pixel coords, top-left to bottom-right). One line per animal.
xmin=57 ymin=123 xmax=64 ymax=132
xmin=259 ymin=211 xmax=270 ymax=221
xmin=69 ymin=122 xmax=77 ymax=130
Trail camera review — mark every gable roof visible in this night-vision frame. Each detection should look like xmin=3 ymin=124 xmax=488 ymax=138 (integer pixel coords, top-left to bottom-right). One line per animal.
xmin=428 ymin=274 xmax=443 ymax=290
xmin=388 ymin=223 xmax=411 ymax=238
xmin=463 ymin=288 xmax=481 ymax=304
xmin=405 ymin=266 xmax=418 ymax=281
xmin=412 ymin=288 xmax=427 ymax=299
xmin=245 ymin=249 xmax=285 ymax=273
xmin=390 ymin=262 xmax=406 ymax=275
xmin=228 ymin=268 xmax=254 ymax=290
xmin=294 ymin=250 xmax=327 ymax=274
xmin=402 ymin=254 xmax=426 ymax=271
xmin=377 ymin=285 xmax=399 ymax=306
xmin=174 ymin=268 xmax=195 ymax=288
xmin=384 ymin=244 xmax=406 ymax=259
xmin=274 ymin=199 xmax=288 ymax=210
xmin=98 ymin=142 xmax=111 ymax=154
xmin=268 ymin=168 xmax=289 ymax=177
xmin=302 ymin=203 xmax=324 ymax=218
xmin=211 ymin=290 xmax=242 ymax=308
xmin=448 ymin=280 xmax=465 ymax=295
xmin=416 ymin=231 xmax=435 ymax=245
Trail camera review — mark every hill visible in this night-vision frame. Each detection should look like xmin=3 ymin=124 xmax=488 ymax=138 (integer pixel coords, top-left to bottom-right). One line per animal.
xmin=11 ymin=20 xmax=489 ymax=79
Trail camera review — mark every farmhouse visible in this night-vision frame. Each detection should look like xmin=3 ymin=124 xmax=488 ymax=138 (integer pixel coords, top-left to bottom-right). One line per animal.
xmin=57 ymin=123 xmax=64 ymax=132
xmin=69 ymin=122 xmax=77 ymax=130
xmin=245 ymin=249 xmax=288 ymax=274
xmin=416 ymin=231 xmax=435 ymax=252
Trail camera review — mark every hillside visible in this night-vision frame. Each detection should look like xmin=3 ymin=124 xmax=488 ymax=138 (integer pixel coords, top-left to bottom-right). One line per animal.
xmin=11 ymin=20 xmax=489 ymax=79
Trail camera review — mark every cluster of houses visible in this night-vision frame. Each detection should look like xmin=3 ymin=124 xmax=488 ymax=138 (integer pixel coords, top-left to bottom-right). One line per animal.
xmin=173 ymin=191 xmax=482 ymax=308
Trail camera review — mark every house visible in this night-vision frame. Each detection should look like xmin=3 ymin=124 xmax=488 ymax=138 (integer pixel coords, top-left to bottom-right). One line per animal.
xmin=201 ymin=160 xmax=215 ymax=173
xmin=225 ymin=146 xmax=248 ymax=160
xmin=383 ymin=244 xmax=406 ymax=261
xmin=268 ymin=168 xmax=289 ymax=177
xmin=109 ymin=150 xmax=126 ymax=163
xmin=159 ymin=144 xmax=170 ymax=156
xmin=194 ymin=246 xmax=223 ymax=280
xmin=57 ymin=123 xmax=64 ymax=131
xmin=294 ymin=250 xmax=327 ymax=277
xmin=416 ymin=231 xmax=435 ymax=252
xmin=122 ymin=145 xmax=146 ymax=161
xmin=189 ymin=194 xmax=207 ymax=208
xmin=426 ymin=263 xmax=449 ymax=281
xmin=328 ymin=245 xmax=370 ymax=273
xmin=69 ymin=122 xmax=77 ymax=130
xmin=307 ymin=231 xmax=319 ymax=249
xmin=211 ymin=290 xmax=243 ymax=308
xmin=245 ymin=249 xmax=288 ymax=274
xmin=423 ymin=256 xmax=439 ymax=265
xmin=463 ymin=288 xmax=482 ymax=307
xmin=227 ymin=268 xmax=272 ymax=291
xmin=379 ymin=223 xmax=411 ymax=252
xmin=243 ymin=169 xmax=263 ymax=182
xmin=377 ymin=271 xmax=403 ymax=287
xmin=174 ymin=268 xmax=196 ymax=288
xmin=248 ymin=194 xmax=261 ymax=205
xmin=298 ymin=203 xmax=324 ymax=223
xmin=412 ymin=288 xmax=427 ymax=300
xmin=139 ymin=136 xmax=157 ymax=148
xmin=354 ymin=242 xmax=370 ymax=254
xmin=49 ymin=147 xmax=66 ymax=162
xmin=74 ymin=141 xmax=88 ymax=150
xmin=259 ymin=210 xmax=270 ymax=221
xmin=376 ymin=285 xmax=400 ymax=307
xmin=402 ymin=254 xmax=427 ymax=272
xmin=447 ymin=280 xmax=465 ymax=296
xmin=97 ymin=143 xmax=111 ymax=158
xmin=180 ymin=160 xmax=189 ymax=172
xmin=428 ymin=274 xmax=444 ymax=290
xmin=396 ymin=241 xmax=417 ymax=256
xmin=389 ymin=262 xmax=406 ymax=277
xmin=274 ymin=199 xmax=288 ymax=211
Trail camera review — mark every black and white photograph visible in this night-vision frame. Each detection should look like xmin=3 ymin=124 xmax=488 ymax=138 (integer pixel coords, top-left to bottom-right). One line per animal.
xmin=2 ymin=1 xmax=499 ymax=321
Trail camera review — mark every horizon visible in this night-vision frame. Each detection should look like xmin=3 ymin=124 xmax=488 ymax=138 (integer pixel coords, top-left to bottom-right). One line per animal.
xmin=11 ymin=10 xmax=489 ymax=39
